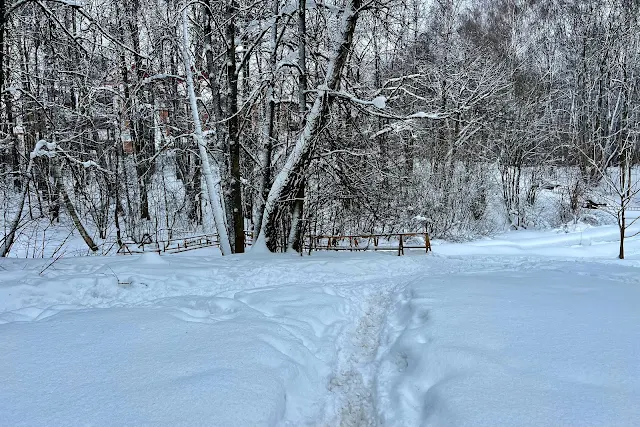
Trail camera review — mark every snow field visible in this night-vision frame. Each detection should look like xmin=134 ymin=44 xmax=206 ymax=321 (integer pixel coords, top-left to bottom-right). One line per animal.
xmin=0 ymin=251 xmax=423 ymax=426
xmin=376 ymin=261 xmax=640 ymax=426
xmin=1 ymin=226 xmax=640 ymax=426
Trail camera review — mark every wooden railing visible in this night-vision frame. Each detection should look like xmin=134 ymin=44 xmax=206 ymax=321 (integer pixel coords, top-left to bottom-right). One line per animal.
xmin=305 ymin=232 xmax=432 ymax=256
xmin=111 ymin=231 xmax=431 ymax=256
xmin=114 ymin=231 xmax=253 ymax=255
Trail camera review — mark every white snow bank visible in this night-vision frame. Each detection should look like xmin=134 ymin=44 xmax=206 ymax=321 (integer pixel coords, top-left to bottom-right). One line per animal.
xmin=434 ymin=223 xmax=640 ymax=259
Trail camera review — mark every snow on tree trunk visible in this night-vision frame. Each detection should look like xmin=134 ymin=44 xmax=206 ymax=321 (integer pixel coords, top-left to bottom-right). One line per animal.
xmin=253 ymin=0 xmax=279 ymax=246
xmin=254 ymin=0 xmax=362 ymax=252
xmin=2 ymin=141 xmax=100 ymax=255
xmin=181 ymin=8 xmax=232 ymax=256
xmin=53 ymin=158 xmax=98 ymax=252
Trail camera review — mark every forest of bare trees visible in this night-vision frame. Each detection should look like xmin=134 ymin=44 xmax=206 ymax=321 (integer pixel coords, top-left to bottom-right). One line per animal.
xmin=0 ymin=0 xmax=639 ymax=257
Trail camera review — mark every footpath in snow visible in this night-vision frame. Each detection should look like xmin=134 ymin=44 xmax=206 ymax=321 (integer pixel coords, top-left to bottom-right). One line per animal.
xmin=1 ymin=226 xmax=640 ymax=426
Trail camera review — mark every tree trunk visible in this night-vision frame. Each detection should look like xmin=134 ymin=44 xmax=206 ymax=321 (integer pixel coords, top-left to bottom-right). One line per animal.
xmin=254 ymin=0 xmax=280 ymax=242
xmin=182 ymin=8 xmax=232 ymax=256
xmin=286 ymin=0 xmax=308 ymax=253
xmin=203 ymin=0 xmax=232 ymax=240
xmin=255 ymin=0 xmax=362 ymax=252
xmin=126 ymin=0 xmax=151 ymax=220
xmin=619 ymin=211 xmax=625 ymax=260
xmin=287 ymin=181 xmax=305 ymax=252
xmin=54 ymin=159 xmax=99 ymax=252
xmin=0 ymin=156 xmax=33 ymax=257
xmin=0 ymin=0 xmax=6 ymax=127
xmin=225 ymin=0 xmax=245 ymax=253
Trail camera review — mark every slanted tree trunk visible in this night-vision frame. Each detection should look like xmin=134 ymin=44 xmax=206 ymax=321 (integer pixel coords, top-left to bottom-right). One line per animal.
xmin=203 ymin=0 xmax=232 ymax=238
xmin=182 ymin=8 xmax=232 ymax=256
xmin=255 ymin=0 xmax=362 ymax=252
xmin=53 ymin=158 xmax=98 ymax=252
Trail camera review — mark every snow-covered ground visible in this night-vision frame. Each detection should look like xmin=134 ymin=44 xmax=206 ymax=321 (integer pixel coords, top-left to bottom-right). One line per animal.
xmin=1 ymin=226 xmax=639 ymax=426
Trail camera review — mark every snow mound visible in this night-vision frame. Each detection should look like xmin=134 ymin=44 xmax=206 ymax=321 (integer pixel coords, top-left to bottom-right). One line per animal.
xmin=138 ymin=251 xmax=167 ymax=265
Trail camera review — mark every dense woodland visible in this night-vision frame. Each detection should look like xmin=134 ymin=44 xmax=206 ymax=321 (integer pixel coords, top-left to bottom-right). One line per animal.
xmin=0 ymin=0 xmax=639 ymax=257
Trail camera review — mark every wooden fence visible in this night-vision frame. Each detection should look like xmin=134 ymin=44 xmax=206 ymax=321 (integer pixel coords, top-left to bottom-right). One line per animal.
xmin=305 ymin=232 xmax=432 ymax=256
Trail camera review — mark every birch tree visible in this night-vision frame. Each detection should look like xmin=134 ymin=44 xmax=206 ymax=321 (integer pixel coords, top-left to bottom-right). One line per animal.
xmin=181 ymin=7 xmax=232 ymax=255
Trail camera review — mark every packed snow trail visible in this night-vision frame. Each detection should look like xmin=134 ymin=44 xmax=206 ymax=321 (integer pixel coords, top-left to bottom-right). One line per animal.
xmin=322 ymin=291 xmax=394 ymax=427
xmin=2 ymin=227 xmax=640 ymax=426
